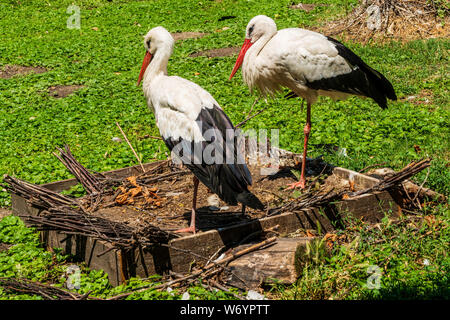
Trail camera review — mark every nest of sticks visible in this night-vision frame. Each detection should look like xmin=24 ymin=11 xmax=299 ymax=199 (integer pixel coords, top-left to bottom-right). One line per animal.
xmin=1 ymin=144 xmax=440 ymax=299
xmin=316 ymin=0 xmax=449 ymax=42
xmin=3 ymin=141 xmax=435 ymax=253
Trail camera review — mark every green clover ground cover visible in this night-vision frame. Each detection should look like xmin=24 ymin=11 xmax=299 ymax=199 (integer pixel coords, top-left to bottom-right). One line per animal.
xmin=0 ymin=0 xmax=448 ymax=299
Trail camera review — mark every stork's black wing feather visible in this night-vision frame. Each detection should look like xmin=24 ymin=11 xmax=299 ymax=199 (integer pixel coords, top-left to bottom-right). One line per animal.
xmin=162 ymin=105 xmax=263 ymax=210
xmin=303 ymin=36 xmax=397 ymax=109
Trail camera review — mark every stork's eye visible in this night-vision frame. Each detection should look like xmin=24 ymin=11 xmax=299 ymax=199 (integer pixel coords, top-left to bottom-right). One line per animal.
xmin=248 ymin=25 xmax=254 ymax=35
xmin=146 ymin=40 xmax=151 ymax=48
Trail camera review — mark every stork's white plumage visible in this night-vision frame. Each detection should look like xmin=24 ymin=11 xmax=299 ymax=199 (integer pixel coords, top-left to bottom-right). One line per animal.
xmin=230 ymin=15 xmax=397 ymax=189
xmin=138 ymin=26 xmax=263 ymax=233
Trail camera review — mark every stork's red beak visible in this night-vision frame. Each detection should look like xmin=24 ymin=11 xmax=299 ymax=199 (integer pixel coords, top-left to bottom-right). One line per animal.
xmin=137 ymin=51 xmax=152 ymax=86
xmin=229 ymin=39 xmax=253 ymax=80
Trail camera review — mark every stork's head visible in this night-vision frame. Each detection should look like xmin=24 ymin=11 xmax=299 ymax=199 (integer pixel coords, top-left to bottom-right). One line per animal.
xmin=137 ymin=26 xmax=174 ymax=86
xmin=229 ymin=15 xmax=277 ymax=80
xmin=245 ymin=15 xmax=277 ymax=43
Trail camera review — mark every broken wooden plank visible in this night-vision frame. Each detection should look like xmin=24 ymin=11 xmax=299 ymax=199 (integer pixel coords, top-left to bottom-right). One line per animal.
xmin=332 ymin=167 xmax=380 ymax=189
xmin=224 ymin=237 xmax=314 ymax=290
xmin=336 ymin=191 xmax=402 ymax=224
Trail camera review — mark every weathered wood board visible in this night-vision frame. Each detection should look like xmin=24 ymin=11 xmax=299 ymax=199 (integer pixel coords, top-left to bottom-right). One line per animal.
xmin=224 ymin=237 xmax=314 ymax=290
xmin=11 ymin=161 xmax=402 ymax=286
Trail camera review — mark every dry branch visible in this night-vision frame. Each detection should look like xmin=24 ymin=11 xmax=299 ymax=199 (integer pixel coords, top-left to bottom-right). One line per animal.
xmin=318 ymin=0 xmax=449 ymax=42
xmin=3 ymin=175 xmax=79 ymax=210
xmin=21 ymin=209 xmax=172 ymax=249
xmin=268 ymin=158 xmax=432 ymax=216
xmin=116 ymin=122 xmax=146 ymax=173
xmin=54 ymin=145 xmax=104 ymax=194
xmin=0 ymin=277 xmax=102 ymax=300
xmin=348 ymin=158 xmax=432 ymax=197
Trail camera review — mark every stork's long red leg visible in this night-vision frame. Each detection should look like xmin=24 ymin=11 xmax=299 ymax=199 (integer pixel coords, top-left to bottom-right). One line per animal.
xmin=288 ymin=102 xmax=311 ymax=189
xmin=175 ymin=176 xmax=199 ymax=233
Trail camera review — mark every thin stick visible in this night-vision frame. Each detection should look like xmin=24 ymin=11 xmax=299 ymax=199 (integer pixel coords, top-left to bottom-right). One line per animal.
xmin=206 ymin=280 xmax=246 ymax=300
xmin=115 ymin=122 xmax=146 ymax=173
xmin=235 ymin=106 xmax=267 ymax=128
xmin=140 ymin=134 xmax=163 ymax=141
xmin=412 ymin=167 xmax=430 ymax=203
xmin=209 ymin=236 xmax=277 ymax=267
xmin=358 ymin=162 xmax=388 ymax=173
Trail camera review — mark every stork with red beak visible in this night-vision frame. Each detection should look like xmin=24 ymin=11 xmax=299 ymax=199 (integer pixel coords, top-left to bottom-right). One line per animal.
xmin=230 ymin=15 xmax=397 ymax=189
xmin=137 ymin=26 xmax=264 ymax=233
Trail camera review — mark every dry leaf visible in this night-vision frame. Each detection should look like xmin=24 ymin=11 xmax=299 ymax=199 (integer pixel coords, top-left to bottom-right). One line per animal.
xmin=306 ymin=230 xmax=316 ymax=238
xmin=115 ymin=193 xmax=129 ymax=205
xmin=127 ymin=176 xmax=138 ymax=187
xmin=349 ymin=180 xmax=355 ymax=192
xmin=129 ymin=187 xmax=142 ymax=198
xmin=324 ymin=233 xmax=337 ymax=248
xmin=414 ymin=144 xmax=421 ymax=153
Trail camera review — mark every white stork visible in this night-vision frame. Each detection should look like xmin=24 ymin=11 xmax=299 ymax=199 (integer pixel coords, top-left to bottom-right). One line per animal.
xmin=229 ymin=15 xmax=397 ymax=189
xmin=137 ymin=26 xmax=264 ymax=233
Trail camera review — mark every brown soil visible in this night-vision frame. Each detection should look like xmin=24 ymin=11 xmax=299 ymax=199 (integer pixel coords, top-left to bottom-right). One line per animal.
xmin=313 ymin=0 xmax=449 ymax=43
xmin=290 ymin=3 xmax=328 ymax=12
xmin=0 ymin=65 xmax=47 ymax=79
xmin=400 ymin=89 xmax=434 ymax=105
xmin=85 ymin=159 xmax=353 ymax=233
xmin=171 ymin=32 xmax=208 ymax=41
xmin=0 ymin=208 xmax=11 ymax=219
xmin=0 ymin=243 xmax=12 ymax=252
xmin=189 ymin=46 xmax=240 ymax=58
xmin=48 ymin=85 xmax=85 ymax=98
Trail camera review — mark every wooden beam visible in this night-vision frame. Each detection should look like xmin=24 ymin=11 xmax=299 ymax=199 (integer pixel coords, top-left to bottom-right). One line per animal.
xmin=224 ymin=237 xmax=314 ymax=290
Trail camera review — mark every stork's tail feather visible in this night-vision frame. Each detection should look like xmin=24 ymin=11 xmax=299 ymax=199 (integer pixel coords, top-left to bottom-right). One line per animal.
xmin=324 ymin=36 xmax=397 ymax=109
xmin=365 ymin=66 xmax=398 ymax=104
xmin=237 ymin=190 xmax=265 ymax=210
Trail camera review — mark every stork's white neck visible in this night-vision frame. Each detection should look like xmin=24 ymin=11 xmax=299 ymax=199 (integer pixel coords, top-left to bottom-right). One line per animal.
xmin=142 ymin=46 xmax=172 ymax=89
xmin=243 ymin=31 xmax=276 ymax=91
xmin=250 ymin=31 xmax=275 ymax=57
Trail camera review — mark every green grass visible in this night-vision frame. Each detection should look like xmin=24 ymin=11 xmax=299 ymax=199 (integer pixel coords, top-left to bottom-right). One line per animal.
xmin=0 ymin=0 xmax=448 ymax=300
xmin=268 ymin=209 xmax=450 ymax=300
xmin=0 ymin=215 xmax=240 ymax=300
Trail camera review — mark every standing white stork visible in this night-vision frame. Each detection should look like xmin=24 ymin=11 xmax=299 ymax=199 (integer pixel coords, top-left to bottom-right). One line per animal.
xmin=137 ymin=26 xmax=264 ymax=233
xmin=229 ymin=15 xmax=397 ymax=189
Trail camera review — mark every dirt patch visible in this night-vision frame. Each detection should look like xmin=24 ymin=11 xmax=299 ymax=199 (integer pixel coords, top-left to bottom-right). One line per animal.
xmin=290 ymin=3 xmax=327 ymax=12
xmin=48 ymin=85 xmax=85 ymax=98
xmin=171 ymin=32 xmax=208 ymax=41
xmin=0 ymin=65 xmax=47 ymax=79
xmin=313 ymin=0 xmax=449 ymax=43
xmin=189 ymin=46 xmax=240 ymax=58
xmin=0 ymin=208 xmax=11 ymax=220
xmin=83 ymin=158 xmax=355 ymax=233
xmin=400 ymin=89 xmax=434 ymax=105
xmin=0 ymin=242 xmax=12 ymax=252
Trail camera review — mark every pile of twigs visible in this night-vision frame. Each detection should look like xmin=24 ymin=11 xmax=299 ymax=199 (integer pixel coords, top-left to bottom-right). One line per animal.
xmin=53 ymin=145 xmax=104 ymax=194
xmin=268 ymin=158 xmax=432 ymax=216
xmin=24 ymin=210 xmax=172 ymax=249
xmin=321 ymin=0 xmax=449 ymax=42
xmin=0 ymin=277 xmax=101 ymax=300
xmin=3 ymin=174 xmax=174 ymax=249
xmin=348 ymin=158 xmax=432 ymax=197
xmin=3 ymin=174 xmax=79 ymax=211
xmin=134 ymin=163 xmax=190 ymax=186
